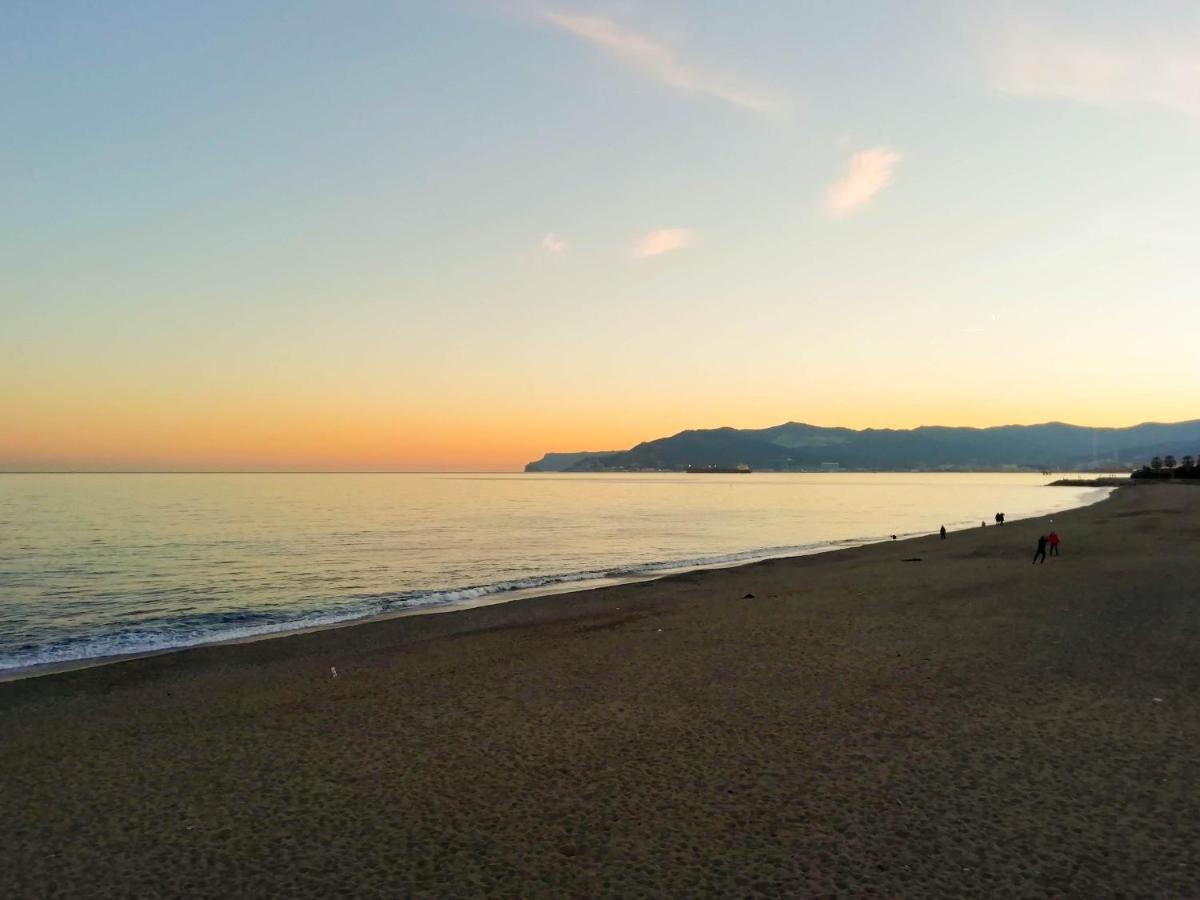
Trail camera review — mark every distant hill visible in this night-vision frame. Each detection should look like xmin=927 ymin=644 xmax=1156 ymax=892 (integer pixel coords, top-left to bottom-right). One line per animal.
xmin=524 ymin=451 xmax=619 ymax=473
xmin=525 ymin=420 xmax=1200 ymax=473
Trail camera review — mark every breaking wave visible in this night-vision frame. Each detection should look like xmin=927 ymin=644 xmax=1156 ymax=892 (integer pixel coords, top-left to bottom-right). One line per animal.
xmin=0 ymin=537 xmax=884 ymax=674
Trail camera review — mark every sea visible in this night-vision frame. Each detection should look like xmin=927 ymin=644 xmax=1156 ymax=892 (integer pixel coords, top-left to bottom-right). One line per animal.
xmin=0 ymin=472 xmax=1111 ymax=674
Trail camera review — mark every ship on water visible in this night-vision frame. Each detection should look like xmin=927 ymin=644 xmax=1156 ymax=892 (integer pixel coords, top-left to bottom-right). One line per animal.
xmin=686 ymin=464 xmax=752 ymax=474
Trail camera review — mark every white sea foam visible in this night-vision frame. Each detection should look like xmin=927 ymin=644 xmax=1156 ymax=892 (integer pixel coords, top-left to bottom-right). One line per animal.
xmin=0 ymin=538 xmax=879 ymax=673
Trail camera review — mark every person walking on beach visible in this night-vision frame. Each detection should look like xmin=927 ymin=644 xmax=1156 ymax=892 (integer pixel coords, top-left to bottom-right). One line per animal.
xmin=940 ymin=525 xmax=946 ymax=540
xmin=1033 ymin=535 xmax=1048 ymax=564
xmin=1048 ymin=531 xmax=1061 ymax=556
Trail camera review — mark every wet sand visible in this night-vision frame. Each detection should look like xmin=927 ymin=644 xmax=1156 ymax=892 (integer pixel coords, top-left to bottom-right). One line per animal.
xmin=2 ymin=484 xmax=1198 ymax=897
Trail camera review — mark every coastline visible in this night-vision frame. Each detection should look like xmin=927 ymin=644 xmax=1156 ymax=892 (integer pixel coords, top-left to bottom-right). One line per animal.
xmin=0 ymin=483 xmax=1113 ymax=684
xmin=7 ymin=483 xmax=1199 ymax=895
xmin=0 ymin=539 xmax=893 ymax=684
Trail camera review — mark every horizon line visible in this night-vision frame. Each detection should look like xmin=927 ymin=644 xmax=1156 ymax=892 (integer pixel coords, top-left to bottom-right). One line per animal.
xmin=0 ymin=470 xmax=522 ymax=475
xmin=0 ymin=468 xmax=1125 ymax=476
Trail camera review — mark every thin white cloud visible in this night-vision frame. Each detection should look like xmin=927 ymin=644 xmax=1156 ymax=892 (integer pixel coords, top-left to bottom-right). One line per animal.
xmin=634 ymin=228 xmax=691 ymax=258
xmin=541 ymin=232 xmax=568 ymax=253
xmin=984 ymin=15 xmax=1200 ymax=119
xmin=825 ymin=148 xmax=899 ymax=219
xmin=539 ymin=10 xmax=783 ymax=115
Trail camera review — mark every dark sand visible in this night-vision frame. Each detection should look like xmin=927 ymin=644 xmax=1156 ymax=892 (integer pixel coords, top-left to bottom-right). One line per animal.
xmin=3 ymin=485 xmax=1199 ymax=897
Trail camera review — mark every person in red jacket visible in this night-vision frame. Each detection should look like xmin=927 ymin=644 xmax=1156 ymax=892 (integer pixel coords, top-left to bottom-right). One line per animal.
xmin=1048 ymin=531 xmax=1061 ymax=556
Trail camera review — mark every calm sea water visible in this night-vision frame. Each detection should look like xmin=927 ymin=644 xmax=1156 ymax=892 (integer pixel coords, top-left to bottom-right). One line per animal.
xmin=0 ymin=473 xmax=1108 ymax=672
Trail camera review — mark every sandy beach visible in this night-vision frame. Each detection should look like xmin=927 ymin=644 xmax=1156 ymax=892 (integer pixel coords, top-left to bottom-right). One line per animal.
xmin=2 ymin=483 xmax=1198 ymax=897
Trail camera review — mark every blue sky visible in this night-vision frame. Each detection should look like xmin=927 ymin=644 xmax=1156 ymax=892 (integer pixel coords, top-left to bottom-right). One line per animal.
xmin=3 ymin=1 xmax=1199 ymax=469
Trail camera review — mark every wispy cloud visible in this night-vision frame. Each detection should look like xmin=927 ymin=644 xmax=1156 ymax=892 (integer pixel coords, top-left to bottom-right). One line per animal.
xmin=984 ymin=14 xmax=1200 ymax=119
xmin=541 ymin=232 xmax=568 ymax=253
xmin=634 ymin=228 xmax=691 ymax=258
xmin=825 ymin=148 xmax=899 ymax=219
xmin=539 ymin=10 xmax=783 ymax=115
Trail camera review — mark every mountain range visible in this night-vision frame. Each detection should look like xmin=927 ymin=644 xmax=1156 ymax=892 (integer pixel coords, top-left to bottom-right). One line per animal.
xmin=524 ymin=420 xmax=1200 ymax=473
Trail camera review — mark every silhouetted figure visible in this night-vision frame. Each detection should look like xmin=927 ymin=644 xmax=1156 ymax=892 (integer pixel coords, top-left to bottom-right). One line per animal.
xmin=999 ymin=512 xmax=1006 ymax=526
xmin=994 ymin=512 xmax=1001 ymax=526
xmin=1033 ymin=535 xmax=1047 ymax=564
xmin=940 ymin=525 xmax=946 ymax=540
xmin=1048 ymin=531 xmax=1061 ymax=556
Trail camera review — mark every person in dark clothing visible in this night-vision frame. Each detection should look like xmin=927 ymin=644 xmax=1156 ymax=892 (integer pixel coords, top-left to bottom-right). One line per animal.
xmin=999 ymin=512 xmax=1005 ymax=525
xmin=1048 ymin=531 xmax=1061 ymax=556
xmin=940 ymin=525 xmax=946 ymax=540
xmin=1033 ymin=535 xmax=1047 ymax=564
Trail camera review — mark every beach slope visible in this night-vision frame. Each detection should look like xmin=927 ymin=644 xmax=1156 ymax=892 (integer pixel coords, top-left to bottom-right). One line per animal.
xmin=2 ymin=485 xmax=1198 ymax=896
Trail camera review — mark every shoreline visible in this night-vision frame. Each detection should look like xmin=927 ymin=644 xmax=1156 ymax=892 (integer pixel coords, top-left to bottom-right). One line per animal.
xmin=0 ymin=485 xmax=1113 ymax=684
xmin=0 ymin=539 xmax=885 ymax=685
xmin=1048 ymin=476 xmax=1133 ymax=486
xmin=3 ymin=482 xmax=1197 ymax=896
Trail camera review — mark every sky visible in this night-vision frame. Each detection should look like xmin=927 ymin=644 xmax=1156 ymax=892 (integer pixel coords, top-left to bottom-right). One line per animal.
xmin=3 ymin=0 xmax=1199 ymax=471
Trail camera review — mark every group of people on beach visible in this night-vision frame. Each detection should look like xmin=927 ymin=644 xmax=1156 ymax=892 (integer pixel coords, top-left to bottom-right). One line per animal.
xmin=974 ymin=512 xmax=1006 ymax=528
xmin=935 ymin=514 xmax=1063 ymax=565
xmin=1032 ymin=531 xmax=1061 ymax=564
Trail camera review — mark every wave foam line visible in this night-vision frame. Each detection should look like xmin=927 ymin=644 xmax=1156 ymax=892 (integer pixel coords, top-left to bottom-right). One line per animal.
xmin=0 ymin=539 xmax=873 ymax=673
